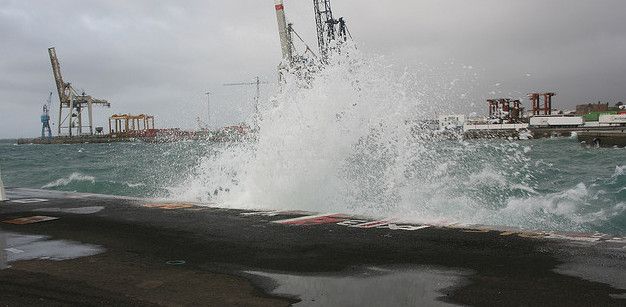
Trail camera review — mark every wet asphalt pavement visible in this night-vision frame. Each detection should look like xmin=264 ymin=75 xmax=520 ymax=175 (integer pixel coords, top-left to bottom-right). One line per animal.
xmin=0 ymin=188 xmax=625 ymax=306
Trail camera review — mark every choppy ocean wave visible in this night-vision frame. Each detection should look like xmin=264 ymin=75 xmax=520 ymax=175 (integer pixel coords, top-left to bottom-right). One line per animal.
xmin=42 ymin=172 xmax=96 ymax=189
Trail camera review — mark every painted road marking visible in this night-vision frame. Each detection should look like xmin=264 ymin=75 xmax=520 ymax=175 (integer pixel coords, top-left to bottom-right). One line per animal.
xmin=143 ymin=203 xmax=194 ymax=210
xmin=3 ymin=216 xmax=59 ymax=225
xmin=241 ymin=211 xmax=287 ymax=217
xmin=9 ymin=198 xmax=49 ymax=204
xmin=273 ymin=213 xmax=349 ymax=226
xmin=337 ymin=219 xmax=393 ymax=228
xmin=241 ymin=210 xmax=313 ymax=217
xmin=337 ymin=219 xmax=430 ymax=231
xmin=377 ymin=224 xmax=430 ymax=231
xmin=271 ymin=214 xmax=432 ymax=231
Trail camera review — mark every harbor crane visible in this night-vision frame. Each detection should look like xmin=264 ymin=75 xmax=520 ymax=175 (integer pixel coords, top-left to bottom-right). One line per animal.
xmin=41 ymin=92 xmax=53 ymax=138
xmin=48 ymin=47 xmax=110 ymax=137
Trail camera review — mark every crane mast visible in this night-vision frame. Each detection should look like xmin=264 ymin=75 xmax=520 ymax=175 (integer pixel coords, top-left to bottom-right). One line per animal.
xmin=275 ymin=0 xmax=294 ymax=64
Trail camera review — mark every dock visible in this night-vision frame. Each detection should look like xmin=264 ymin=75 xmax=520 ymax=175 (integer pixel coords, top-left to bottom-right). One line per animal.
xmin=0 ymin=188 xmax=624 ymax=305
xmin=16 ymin=128 xmax=250 ymax=145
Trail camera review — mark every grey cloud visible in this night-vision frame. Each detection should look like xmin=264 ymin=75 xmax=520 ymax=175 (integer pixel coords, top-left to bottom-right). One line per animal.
xmin=1 ymin=0 xmax=625 ymax=138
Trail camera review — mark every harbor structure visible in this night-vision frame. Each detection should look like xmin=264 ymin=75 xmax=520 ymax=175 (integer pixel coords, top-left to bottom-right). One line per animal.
xmin=23 ymin=47 xmax=167 ymax=145
xmin=461 ymin=91 xmax=626 ymax=139
xmin=529 ymin=92 xmax=556 ymax=116
xmin=40 ymin=92 xmax=53 ymax=138
xmin=109 ymin=114 xmax=156 ymax=136
xmin=48 ymin=47 xmax=111 ymax=137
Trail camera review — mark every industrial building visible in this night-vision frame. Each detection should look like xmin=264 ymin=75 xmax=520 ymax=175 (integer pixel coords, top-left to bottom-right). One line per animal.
xmin=576 ymin=102 xmax=609 ymax=115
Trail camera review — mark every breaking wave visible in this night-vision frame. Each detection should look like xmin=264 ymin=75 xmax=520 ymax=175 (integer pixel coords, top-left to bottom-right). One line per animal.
xmin=170 ymin=46 xmax=626 ymax=235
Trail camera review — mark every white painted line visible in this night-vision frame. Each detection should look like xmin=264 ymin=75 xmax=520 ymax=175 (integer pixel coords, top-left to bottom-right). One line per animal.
xmin=241 ymin=211 xmax=283 ymax=217
xmin=9 ymin=198 xmax=49 ymax=204
xmin=5 ymin=248 xmax=24 ymax=254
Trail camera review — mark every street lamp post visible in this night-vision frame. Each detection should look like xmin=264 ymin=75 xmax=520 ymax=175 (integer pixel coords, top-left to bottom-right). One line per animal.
xmin=205 ymin=91 xmax=211 ymax=129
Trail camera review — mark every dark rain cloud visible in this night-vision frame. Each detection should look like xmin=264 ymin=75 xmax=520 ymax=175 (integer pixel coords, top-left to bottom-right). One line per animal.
xmin=1 ymin=0 xmax=625 ymax=138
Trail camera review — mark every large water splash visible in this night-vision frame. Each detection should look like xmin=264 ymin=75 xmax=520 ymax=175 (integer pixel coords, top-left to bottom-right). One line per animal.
xmin=170 ymin=46 xmax=625 ymax=234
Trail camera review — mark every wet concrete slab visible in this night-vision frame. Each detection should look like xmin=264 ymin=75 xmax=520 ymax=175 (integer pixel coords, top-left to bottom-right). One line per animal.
xmin=0 ymin=188 xmax=625 ymax=306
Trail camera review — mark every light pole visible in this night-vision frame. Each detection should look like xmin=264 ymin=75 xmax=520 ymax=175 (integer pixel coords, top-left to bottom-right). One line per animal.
xmin=205 ymin=91 xmax=211 ymax=129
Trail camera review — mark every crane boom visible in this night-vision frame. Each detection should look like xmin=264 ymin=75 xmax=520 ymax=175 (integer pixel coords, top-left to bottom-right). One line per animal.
xmin=48 ymin=47 xmax=70 ymax=107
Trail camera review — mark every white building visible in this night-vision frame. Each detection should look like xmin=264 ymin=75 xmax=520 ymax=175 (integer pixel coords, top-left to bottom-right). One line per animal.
xmin=438 ymin=114 xmax=466 ymax=130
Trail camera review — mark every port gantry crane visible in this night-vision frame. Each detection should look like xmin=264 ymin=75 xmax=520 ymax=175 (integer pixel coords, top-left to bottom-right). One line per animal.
xmin=48 ymin=47 xmax=110 ymax=137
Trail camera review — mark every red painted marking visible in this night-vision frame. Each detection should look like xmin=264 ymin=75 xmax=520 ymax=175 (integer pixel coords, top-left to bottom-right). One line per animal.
xmin=3 ymin=216 xmax=59 ymax=225
xmin=274 ymin=214 xmax=348 ymax=226
xmin=275 ymin=4 xmax=284 ymax=10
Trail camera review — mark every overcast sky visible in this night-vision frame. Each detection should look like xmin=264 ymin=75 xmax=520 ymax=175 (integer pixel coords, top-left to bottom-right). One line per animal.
xmin=1 ymin=0 xmax=626 ymax=138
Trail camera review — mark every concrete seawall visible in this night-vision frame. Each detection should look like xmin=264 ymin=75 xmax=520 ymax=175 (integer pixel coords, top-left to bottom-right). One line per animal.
xmin=578 ymin=130 xmax=626 ymax=147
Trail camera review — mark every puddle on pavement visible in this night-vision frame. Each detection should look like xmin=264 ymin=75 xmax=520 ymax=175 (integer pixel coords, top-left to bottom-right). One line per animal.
xmin=0 ymin=231 xmax=104 ymax=267
xmin=247 ymin=266 xmax=471 ymax=306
